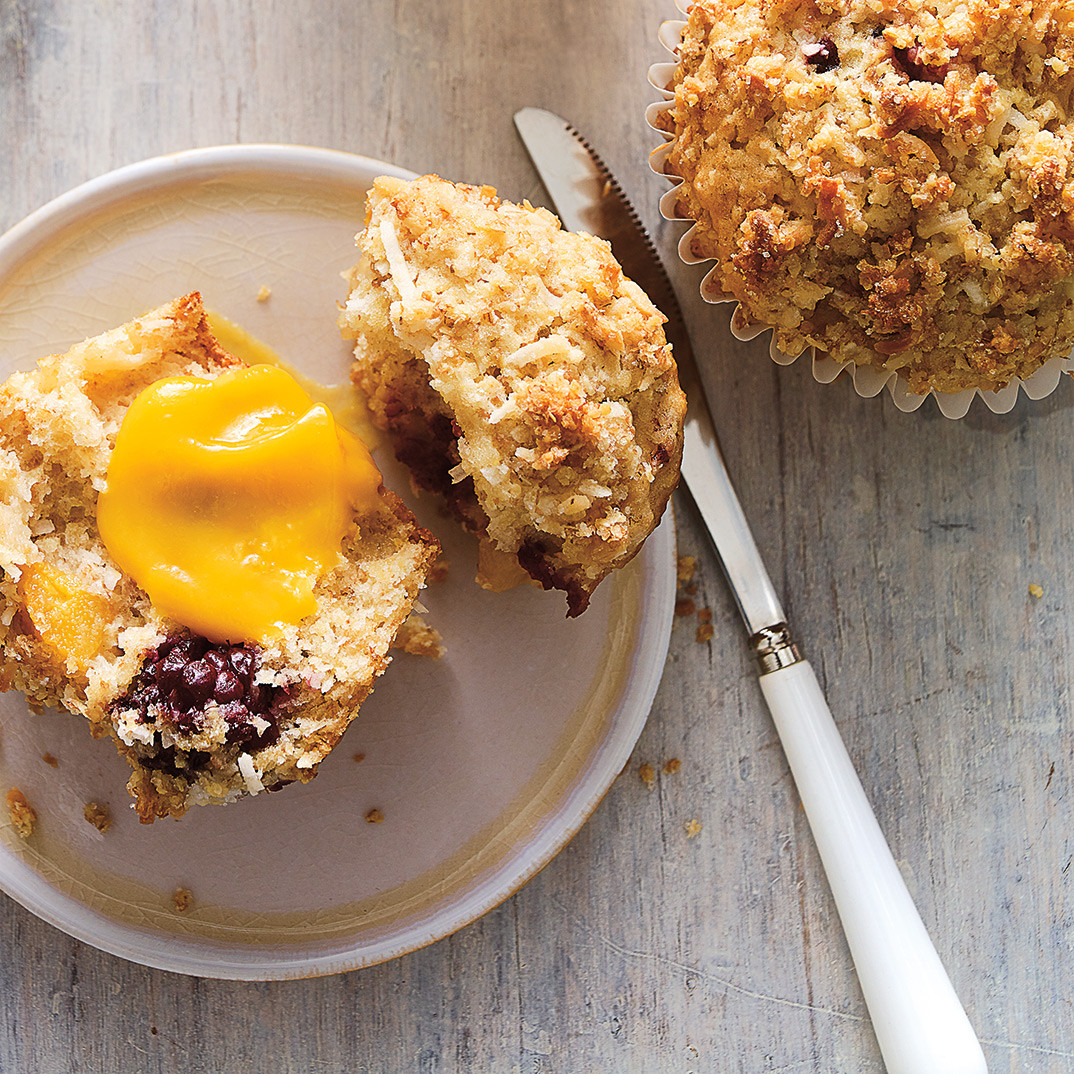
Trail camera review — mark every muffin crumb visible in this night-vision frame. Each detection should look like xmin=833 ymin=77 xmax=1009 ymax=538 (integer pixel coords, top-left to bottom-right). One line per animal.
xmin=41 ymin=753 xmax=59 ymax=768
xmin=6 ymin=787 xmax=36 ymax=839
xmin=353 ymin=752 xmax=366 ymax=764
xmin=639 ymin=763 xmax=657 ymax=789
xmin=676 ymin=556 xmax=697 ymax=584
xmin=83 ymin=802 xmax=112 ymax=833
xmin=365 ymin=807 xmax=385 ymax=824
xmin=685 ymin=818 xmax=703 ymax=839
xmin=393 ymin=614 xmax=445 ymax=658
xmin=1029 ymin=583 xmax=1044 ymax=599
xmin=675 ymin=597 xmax=697 ymax=618
xmin=427 ymin=557 xmax=450 ymax=584
xmin=663 ymin=757 xmax=683 ymax=775
xmin=256 ymin=285 xmax=272 ymax=303
xmin=172 ymin=887 xmax=193 ymax=913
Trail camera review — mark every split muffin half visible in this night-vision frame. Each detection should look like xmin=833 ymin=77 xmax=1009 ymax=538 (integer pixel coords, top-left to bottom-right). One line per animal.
xmin=340 ymin=174 xmax=686 ymax=616
xmin=0 ymin=293 xmax=439 ymax=821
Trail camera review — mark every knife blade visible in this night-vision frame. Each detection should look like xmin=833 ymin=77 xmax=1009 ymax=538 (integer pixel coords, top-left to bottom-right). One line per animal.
xmin=513 ymin=107 xmax=988 ymax=1074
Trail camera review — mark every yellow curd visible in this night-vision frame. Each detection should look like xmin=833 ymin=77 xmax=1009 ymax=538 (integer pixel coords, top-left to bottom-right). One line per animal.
xmin=97 ymin=364 xmax=382 ymax=644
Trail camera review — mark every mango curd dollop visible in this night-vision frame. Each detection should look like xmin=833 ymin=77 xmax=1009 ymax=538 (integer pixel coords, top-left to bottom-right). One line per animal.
xmin=96 ymin=364 xmax=382 ymax=644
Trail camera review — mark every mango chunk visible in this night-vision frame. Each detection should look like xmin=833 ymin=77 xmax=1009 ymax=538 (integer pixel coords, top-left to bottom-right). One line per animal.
xmin=19 ymin=563 xmax=110 ymax=669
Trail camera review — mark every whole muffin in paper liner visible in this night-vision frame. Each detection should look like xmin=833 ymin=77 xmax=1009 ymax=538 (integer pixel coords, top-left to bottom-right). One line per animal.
xmin=657 ymin=0 xmax=1074 ymax=396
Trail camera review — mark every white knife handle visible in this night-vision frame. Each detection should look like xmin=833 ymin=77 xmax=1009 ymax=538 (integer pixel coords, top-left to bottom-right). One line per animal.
xmin=759 ymin=661 xmax=988 ymax=1074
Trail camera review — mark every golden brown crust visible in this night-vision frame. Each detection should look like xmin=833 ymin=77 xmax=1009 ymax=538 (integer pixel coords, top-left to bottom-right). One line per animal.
xmin=341 ymin=175 xmax=686 ymax=613
xmin=0 ymin=294 xmax=440 ymax=821
xmin=662 ymin=0 xmax=1074 ymax=394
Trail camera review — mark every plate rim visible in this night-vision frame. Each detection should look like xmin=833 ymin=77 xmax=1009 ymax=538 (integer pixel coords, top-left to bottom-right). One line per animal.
xmin=0 ymin=143 xmax=678 ymax=979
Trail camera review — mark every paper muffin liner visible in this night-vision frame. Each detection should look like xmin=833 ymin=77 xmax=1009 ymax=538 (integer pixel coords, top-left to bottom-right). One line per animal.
xmin=646 ymin=8 xmax=1074 ymax=420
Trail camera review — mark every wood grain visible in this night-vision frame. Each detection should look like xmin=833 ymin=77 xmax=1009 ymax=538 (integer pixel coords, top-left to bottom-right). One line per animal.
xmin=1 ymin=0 xmax=1072 ymax=1071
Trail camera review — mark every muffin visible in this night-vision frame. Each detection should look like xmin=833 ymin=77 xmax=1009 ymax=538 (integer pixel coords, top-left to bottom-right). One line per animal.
xmin=659 ymin=0 xmax=1074 ymax=394
xmin=339 ymin=174 xmax=685 ymax=616
xmin=0 ymin=293 xmax=439 ymax=822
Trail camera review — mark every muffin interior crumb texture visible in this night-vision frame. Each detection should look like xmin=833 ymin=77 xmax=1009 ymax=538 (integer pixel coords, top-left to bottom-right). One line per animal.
xmin=0 ymin=293 xmax=439 ymax=822
xmin=340 ymin=174 xmax=686 ymax=615
xmin=663 ymin=0 xmax=1074 ymax=393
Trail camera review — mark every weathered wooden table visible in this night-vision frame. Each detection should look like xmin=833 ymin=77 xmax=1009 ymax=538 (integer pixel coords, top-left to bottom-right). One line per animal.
xmin=1 ymin=2 xmax=1071 ymax=1071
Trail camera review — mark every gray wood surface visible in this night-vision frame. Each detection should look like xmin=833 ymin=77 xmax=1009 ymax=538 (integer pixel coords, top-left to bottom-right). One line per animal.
xmin=1 ymin=1 xmax=1072 ymax=1071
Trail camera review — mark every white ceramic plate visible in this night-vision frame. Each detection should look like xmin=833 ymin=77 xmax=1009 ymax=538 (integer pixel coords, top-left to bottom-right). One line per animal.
xmin=0 ymin=145 xmax=676 ymax=980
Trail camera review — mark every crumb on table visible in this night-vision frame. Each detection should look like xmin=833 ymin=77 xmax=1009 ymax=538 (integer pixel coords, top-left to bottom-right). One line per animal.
xmin=6 ymin=787 xmax=36 ymax=839
xmin=696 ymin=621 xmax=714 ymax=644
xmin=83 ymin=801 xmax=111 ymax=833
xmin=256 ymin=285 xmax=271 ymax=303
xmin=638 ymin=763 xmax=656 ymax=789
xmin=353 ymin=752 xmax=366 ymax=764
xmin=663 ymin=758 xmax=682 ymax=775
xmin=172 ymin=887 xmax=193 ymax=913
xmin=685 ymin=818 xmax=703 ymax=839
xmin=41 ymin=753 xmax=58 ymax=768
xmin=1029 ymin=583 xmax=1044 ymax=599
xmin=675 ymin=597 xmax=696 ymax=618
xmin=365 ymin=807 xmax=384 ymax=824
xmin=677 ymin=555 xmax=696 ymax=584
xmin=427 ymin=556 xmax=450 ymax=584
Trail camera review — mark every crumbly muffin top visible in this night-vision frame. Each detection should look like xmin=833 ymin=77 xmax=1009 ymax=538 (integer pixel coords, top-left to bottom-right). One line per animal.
xmin=663 ymin=0 xmax=1074 ymax=393
xmin=341 ymin=175 xmax=685 ymax=615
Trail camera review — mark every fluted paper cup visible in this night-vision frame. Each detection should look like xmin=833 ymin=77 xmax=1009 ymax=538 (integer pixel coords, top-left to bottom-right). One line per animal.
xmin=647 ymin=3 xmax=1074 ymax=420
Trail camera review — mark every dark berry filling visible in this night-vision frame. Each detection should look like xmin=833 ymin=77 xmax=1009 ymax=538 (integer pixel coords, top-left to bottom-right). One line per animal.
xmin=892 ymin=44 xmax=948 ymax=83
xmin=115 ymin=632 xmax=287 ymax=752
xmin=803 ymin=36 xmax=839 ymax=73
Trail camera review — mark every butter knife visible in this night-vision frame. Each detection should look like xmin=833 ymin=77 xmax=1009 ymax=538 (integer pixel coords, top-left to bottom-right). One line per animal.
xmin=514 ymin=107 xmax=987 ymax=1074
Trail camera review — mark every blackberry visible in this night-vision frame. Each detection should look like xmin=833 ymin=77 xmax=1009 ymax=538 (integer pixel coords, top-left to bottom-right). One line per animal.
xmin=116 ymin=632 xmax=286 ymax=749
xmin=803 ymin=37 xmax=839 ymax=73
xmin=892 ymin=44 xmax=948 ymax=83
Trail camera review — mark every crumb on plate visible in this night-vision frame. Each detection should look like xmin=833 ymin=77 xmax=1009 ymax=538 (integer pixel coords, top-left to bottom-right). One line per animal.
xmin=392 ymin=613 xmax=445 ymax=658
xmin=83 ymin=801 xmax=112 ymax=833
xmin=6 ymin=787 xmax=36 ymax=839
